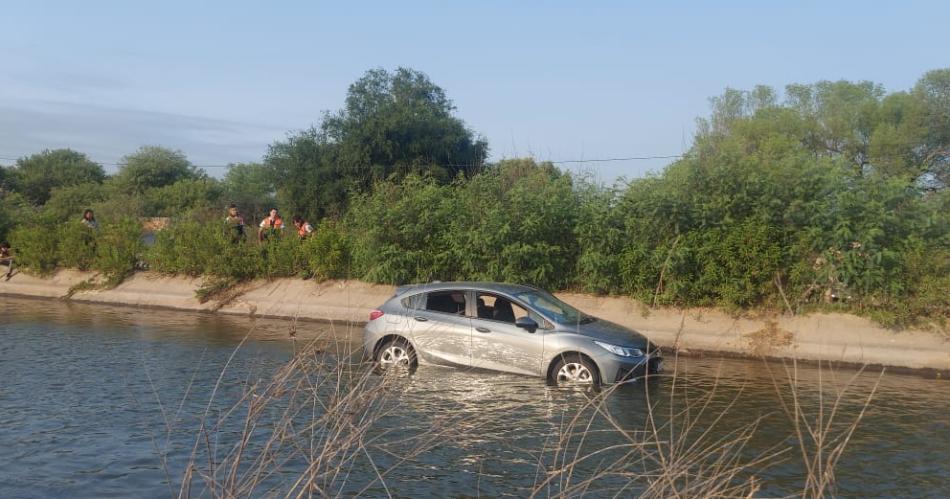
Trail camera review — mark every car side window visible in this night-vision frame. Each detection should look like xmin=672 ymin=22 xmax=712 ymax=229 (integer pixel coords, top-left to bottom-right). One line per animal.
xmin=476 ymin=292 xmax=544 ymax=326
xmin=424 ymin=290 xmax=468 ymax=316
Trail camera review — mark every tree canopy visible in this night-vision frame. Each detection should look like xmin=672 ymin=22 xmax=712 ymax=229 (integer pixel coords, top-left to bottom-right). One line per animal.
xmin=222 ymin=162 xmax=276 ymax=222
xmin=112 ymin=146 xmax=200 ymax=194
xmin=267 ymin=67 xmax=488 ymax=221
xmin=9 ymin=149 xmax=105 ymax=205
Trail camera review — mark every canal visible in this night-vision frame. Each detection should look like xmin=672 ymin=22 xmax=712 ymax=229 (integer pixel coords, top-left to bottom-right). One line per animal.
xmin=1 ymin=297 xmax=947 ymax=497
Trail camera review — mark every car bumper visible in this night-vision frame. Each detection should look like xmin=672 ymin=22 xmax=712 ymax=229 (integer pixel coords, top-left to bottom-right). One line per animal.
xmin=591 ymin=353 xmax=663 ymax=383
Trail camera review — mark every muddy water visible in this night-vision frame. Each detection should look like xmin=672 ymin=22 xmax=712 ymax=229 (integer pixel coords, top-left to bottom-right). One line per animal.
xmin=0 ymin=297 xmax=947 ymax=498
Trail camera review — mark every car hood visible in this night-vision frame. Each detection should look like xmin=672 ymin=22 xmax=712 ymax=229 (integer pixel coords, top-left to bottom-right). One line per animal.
xmin=557 ymin=318 xmax=650 ymax=348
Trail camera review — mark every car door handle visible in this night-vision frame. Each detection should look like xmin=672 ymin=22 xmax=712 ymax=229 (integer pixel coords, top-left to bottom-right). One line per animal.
xmin=414 ymin=316 xmax=428 ymax=322
xmin=475 ymin=326 xmax=490 ymax=333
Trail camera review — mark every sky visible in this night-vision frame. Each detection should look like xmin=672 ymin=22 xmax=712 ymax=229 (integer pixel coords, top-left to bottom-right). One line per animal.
xmin=2 ymin=0 xmax=948 ymax=181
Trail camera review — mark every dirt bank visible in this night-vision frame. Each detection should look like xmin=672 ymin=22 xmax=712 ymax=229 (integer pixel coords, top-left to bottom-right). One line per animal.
xmin=2 ymin=270 xmax=948 ymax=373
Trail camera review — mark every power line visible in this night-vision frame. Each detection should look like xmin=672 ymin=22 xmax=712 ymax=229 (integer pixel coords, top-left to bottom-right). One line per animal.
xmin=0 ymin=152 xmax=685 ymax=170
xmin=551 ymin=155 xmax=683 ymax=164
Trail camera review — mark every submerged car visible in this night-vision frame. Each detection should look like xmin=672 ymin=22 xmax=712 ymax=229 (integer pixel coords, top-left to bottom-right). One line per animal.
xmin=363 ymin=282 xmax=662 ymax=385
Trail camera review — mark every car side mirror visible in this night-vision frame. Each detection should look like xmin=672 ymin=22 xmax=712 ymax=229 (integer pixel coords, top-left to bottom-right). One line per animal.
xmin=515 ymin=316 xmax=538 ymax=333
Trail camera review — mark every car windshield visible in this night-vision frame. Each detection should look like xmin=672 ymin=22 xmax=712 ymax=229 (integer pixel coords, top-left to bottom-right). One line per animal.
xmin=512 ymin=290 xmax=592 ymax=325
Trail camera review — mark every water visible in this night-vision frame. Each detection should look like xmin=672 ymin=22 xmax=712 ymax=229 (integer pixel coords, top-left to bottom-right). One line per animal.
xmin=1 ymin=297 xmax=947 ymax=498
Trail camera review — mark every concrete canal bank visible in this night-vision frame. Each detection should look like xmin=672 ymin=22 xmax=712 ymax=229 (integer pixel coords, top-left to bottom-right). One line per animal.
xmin=2 ymin=270 xmax=948 ymax=373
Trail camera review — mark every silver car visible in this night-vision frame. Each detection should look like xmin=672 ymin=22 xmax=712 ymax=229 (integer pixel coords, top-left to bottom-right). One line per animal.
xmin=363 ymin=282 xmax=662 ymax=385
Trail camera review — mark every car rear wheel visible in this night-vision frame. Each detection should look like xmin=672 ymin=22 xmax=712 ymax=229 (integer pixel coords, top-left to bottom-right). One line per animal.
xmin=375 ymin=337 xmax=417 ymax=372
xmin=551 ymin=354 xmax=600 ymax=386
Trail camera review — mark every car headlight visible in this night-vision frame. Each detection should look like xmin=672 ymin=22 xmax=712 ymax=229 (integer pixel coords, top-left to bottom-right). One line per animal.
xmin=593 ymin=340 xmax=644 ymax=357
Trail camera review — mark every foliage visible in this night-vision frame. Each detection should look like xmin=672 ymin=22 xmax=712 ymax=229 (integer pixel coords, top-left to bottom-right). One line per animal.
xmin=57 ymin=221 xmax=98 ymax=270
xmin=8 ymin=149 xmax=105 ymax=205
xmin=43 ymin=182 xmax=108 ymax=221
xmin=0 ymin=192 xmax=36 ymax=242
xmin=147 ymin=219 xmax=351 ymax=285
xmin=265 ymin=129 xmax=347 ymax=221
xmin=112 ymin=146 xmax=200 ymax=194
xmin=94 ymin=219 xmax=143 ymax=283
xmin=347 ymin=159 xmax=578 ymax=289
xmin=143 ymin=178 xmax=224 ymax=217
xmin=221 ymin=162 xmax=276 ymax=223
xmin=9 ymin=222 xmax=60 ymax=274
xmin=304 ymin=220 xmax=350 ymax=280
xmin=267 ymin=67 xmax=487 ymax=221
xmin=323 ymin=67 xmax=489 ymax=186
xmin=10 ymin=219 xmax=141 ymax=282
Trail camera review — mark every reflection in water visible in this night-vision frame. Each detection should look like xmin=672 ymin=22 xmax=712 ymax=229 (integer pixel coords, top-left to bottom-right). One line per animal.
xmin=0 ymin=297 xmax=948 ymax=497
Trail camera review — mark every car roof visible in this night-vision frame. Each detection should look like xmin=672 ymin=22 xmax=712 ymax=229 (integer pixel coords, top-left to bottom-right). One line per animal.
xmin=394 ymin=281 xmax=540 ymax=297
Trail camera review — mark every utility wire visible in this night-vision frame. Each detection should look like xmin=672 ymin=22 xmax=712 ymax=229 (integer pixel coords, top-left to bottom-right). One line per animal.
xmin=0 ymin=153 xmax=685 ymax=169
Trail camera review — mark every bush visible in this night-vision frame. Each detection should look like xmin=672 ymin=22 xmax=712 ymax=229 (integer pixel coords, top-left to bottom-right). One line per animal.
xmin=260 ymin=234 xmax=306 ymax=278
xmin=94 ymin=219 xmax=143 ymax=283
xmin=148 ymin=220 xmax=229 ymax=276
xmin=57 ymin=221 xmax=97 ymax=270
xmin=303 ymin=220 xmax=351 ymax=280
xmin=9 ymin=222 xmax=60 ymax=274
xmin=346 ymin=159 xmax=579 ymax=289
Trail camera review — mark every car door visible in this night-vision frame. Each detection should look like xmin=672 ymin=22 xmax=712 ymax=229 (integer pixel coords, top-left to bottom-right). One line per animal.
xmin=405 ymin=289 xmax=473 ymax=368
xmin=469 ymin=292 xmax=546 ymax=376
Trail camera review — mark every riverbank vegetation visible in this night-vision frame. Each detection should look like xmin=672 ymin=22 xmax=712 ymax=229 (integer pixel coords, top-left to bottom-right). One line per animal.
xmin=1 ymin=67 xmax=947 ymax=327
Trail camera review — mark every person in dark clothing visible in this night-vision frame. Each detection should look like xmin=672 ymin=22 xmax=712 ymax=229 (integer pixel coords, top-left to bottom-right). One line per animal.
xmin=225 ymin=203 xmax=246 ymax=241
xmin=0 ymin=241 xmax=14 ymax=280
xmin=81 ymin=209 xmax=99 ymax=230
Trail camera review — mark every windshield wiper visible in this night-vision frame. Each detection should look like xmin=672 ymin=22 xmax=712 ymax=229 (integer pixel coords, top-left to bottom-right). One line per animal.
xmin=579 ymin=316 xmax=597 ymax=325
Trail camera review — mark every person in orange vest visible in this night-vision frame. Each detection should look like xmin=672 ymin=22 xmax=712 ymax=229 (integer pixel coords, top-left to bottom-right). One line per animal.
xmin=292 ymin=216 xmax=314 ymax=239
xmin=258 ymin=208 xmax=285 ymax=242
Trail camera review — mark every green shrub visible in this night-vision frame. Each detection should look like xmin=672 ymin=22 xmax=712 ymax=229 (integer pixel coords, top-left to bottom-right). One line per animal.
xmin=9 ymin=222 xmax=60 ymax=274
xmin=94 ymin=219 xmax=143 ymax=283
xmin=303 ymin=220 xmax=350 ymax=280
xmin=148 ymin=220 xmax=224 ymax=275
xmin=57 ymin=221 xmax=97 ymax=270
xmin=260 ymin=234 xmax=305 ymax=278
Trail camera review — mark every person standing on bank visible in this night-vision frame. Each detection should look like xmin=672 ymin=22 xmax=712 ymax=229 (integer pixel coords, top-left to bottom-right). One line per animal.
xmin=81 ymin=209 xmax=99 ymax=230
xmin=258 ymin=208 xmax=284 ymax=242
xmin=1 ymin=241 xmax=14 ymax=280
xmin=225 ymin=203 xmax=246 ymax=242
xmin=292 ymin=216 xmax=314 ymax=239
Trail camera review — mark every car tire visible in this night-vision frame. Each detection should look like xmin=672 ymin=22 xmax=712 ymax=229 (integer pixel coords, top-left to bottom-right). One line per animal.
xmin=374 ymin=337 xmax=417 ymax=372
xmin=550 ymin=353 xmax=600 ymax=386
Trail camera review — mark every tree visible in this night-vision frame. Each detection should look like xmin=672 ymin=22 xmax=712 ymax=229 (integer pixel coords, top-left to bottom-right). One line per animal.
xmin=112 ymin=146 xmax=200 ymax=193
xmin=266 ymin=129 xmax=348 ymax=221
xmin=143 ymin=178 xmax=224 ymax=217
xmin=43 ymin=183 xmax=108 ymax=221
xmin=9 ymin=149 xmax=105 ymax=205
xmin=267 ymin=67 xmax=488 ymax=221
xmin=913 ymin=69 xmax=950 ymax=187
xmin=324 ymin=67 xmax=488 ymax=185
xmin=221 ymin=162 xmax=276 ymax=221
